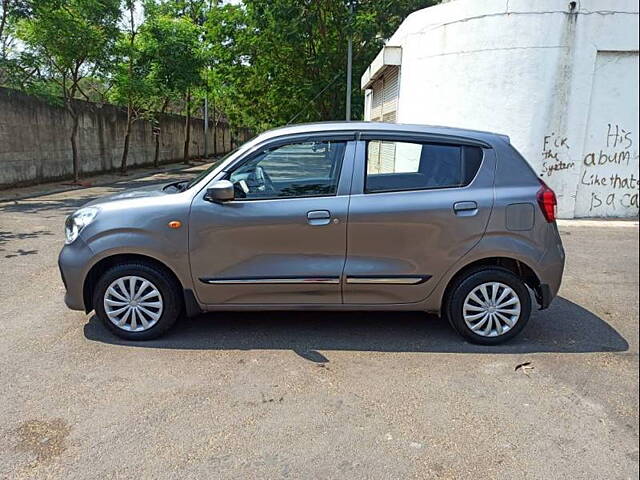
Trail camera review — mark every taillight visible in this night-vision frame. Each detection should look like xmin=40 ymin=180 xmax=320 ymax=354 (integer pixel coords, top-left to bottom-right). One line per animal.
xmin=537 ymin=180 xmax=557 ymax=223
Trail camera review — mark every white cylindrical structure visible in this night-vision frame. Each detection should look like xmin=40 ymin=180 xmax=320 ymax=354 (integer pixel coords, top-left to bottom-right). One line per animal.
xmin=361 ymin=0 xmax=639 ymax=218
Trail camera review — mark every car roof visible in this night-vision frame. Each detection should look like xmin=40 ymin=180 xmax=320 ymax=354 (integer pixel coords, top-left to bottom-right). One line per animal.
xmin=256 ymin=121 xmax=510 ymax=146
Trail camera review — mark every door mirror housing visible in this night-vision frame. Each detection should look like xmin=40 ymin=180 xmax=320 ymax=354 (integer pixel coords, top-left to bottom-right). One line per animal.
xmin=205 ymin=180 xmax=235 ymax=202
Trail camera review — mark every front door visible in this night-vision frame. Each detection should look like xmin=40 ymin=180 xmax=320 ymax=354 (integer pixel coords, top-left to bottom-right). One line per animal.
xmin=343 ymin=136 xmax=495 ymax=304
xmin=189 ymin=138 xmax=354 ymax=305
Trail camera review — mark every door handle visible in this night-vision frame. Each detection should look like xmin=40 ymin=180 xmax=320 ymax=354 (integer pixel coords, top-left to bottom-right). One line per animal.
xmin=307 ymin=210 xmax=331 ymax=226
xmin=453 ymin=201 xmax=478 ymax=216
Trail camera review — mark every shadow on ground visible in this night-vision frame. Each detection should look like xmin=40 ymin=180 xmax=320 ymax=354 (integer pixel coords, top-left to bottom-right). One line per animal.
xmin=0 ymin=230 xmax=53 ymax=245
xmin=0 ymin=230 xmax=53 ymax=257
xmin=84 ymin=296 xmax=628 ymax=361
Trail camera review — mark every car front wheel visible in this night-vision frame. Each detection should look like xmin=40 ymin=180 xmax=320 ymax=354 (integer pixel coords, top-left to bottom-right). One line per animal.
xmin=93 ymin=262 xmax=182 ymax=340
xmin=445 ymin=267 xmax=532 ymax=345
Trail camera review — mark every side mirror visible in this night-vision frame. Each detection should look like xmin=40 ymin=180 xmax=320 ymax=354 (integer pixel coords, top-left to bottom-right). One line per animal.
xmin=204 ymin=180 xmax=235 ymax=202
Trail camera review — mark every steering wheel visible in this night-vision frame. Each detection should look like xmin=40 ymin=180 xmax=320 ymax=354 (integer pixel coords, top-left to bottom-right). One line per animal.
xmin=250 ymin=166 xmax=275 ymax=194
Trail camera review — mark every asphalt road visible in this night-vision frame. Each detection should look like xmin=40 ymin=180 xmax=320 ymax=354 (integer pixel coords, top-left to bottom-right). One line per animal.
xmin=0 ymin=169 xmax=638 ymax=479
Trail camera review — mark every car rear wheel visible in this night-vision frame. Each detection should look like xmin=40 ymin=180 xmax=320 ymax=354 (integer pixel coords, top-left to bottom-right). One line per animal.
xmin=445 ymin=267 xmax=532 ymax=345
xmin=93 ymin=262 xmax=182 ymax=340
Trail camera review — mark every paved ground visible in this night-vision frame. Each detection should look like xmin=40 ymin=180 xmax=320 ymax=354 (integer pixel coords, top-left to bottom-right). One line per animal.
xmin=0 ymin=168 xmax=638 ymax=479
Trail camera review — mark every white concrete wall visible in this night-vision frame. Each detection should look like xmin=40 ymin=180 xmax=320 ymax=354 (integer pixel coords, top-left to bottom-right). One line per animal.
xmin=364 ymin=0 xmax=639 ymax=218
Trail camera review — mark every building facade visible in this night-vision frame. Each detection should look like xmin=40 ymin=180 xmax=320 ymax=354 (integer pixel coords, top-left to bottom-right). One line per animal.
xmin=361 ymin=0 xmax=639 ymax=218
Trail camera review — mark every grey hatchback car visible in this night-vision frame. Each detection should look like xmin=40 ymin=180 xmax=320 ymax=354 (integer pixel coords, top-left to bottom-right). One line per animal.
xmin=59 ymin=122 xmax=565 ymax=344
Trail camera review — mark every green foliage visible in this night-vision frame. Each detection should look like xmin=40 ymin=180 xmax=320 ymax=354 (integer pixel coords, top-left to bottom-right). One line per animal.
xmin=18 ymin=1 xmax=120 ymax=77
xmin=12 ymin=0 xmax=121 ymax=181
xmin=4 ymin=0 xmax=440 ymax=140
xmin=204 ymin=0 xmax=438 ymax=130
xmin=14 ymin=0 xmax=120 ymax=101
xmin=1 ymin=1 xmax=31 ymax=86
xmin=145 ymin=0 xmax=209 ymax=25
xmin=109 ymin=2 xmax=152 ymax=117
xmin=142 ymin=12 xmax=204 ymax=99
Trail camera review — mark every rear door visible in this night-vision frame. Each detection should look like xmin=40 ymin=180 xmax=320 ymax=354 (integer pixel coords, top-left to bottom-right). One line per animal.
xmin=343 ymin=134 xmax=495 ymax=304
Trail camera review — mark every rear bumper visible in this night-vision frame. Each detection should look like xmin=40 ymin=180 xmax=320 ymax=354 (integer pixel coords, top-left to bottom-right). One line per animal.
xmin=536 ymin=283 xmax=553 ymax=310
xmin=536 ymin=229 xmax=566 ymax=309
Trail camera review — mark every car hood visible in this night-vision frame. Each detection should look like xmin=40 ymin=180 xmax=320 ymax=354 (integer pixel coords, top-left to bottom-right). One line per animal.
xmin=83 ymin=183 xmax=171 ymax=207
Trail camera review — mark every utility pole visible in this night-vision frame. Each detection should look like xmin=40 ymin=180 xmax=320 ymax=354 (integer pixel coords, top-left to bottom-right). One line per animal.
xmin=203 ymin=96 xmax=209 ymax=159
xmin=345 ymin=1 xmax=353 ymax=121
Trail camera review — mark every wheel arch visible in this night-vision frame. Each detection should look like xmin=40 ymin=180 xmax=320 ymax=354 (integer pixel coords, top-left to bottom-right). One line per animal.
xmin=440 ymin=256 xmax=543 ymax=314
xmin=82 ymin=253 xmax=183 ymax=314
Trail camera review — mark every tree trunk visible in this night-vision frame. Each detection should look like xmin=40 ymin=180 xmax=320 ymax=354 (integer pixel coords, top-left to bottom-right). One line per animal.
xmin=0 ymin=1 xmax=9 ymax=48
xmin=213 ymin=120 xmax=217 ymax=156
xmin=120 ymin=109 xmax=133 ymax=175
xmin=212 ymin=96 xmax=217 ymax=156
xmin=154 ymin=131 xmax=160 ymax=168
xmin=222 ymin=125 xmax=226 ymax=154
xmin=153 ymin=101 xmax=168 ymax=168
xmin=183 ymin=89 xmax=191 ymax=164
xmin=70 ymin=112 xmax=80 ymax=183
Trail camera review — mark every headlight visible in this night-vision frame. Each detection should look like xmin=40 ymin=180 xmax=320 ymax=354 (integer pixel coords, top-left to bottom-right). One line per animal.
xmin=64 ymin=207 xmax=99 ymax=244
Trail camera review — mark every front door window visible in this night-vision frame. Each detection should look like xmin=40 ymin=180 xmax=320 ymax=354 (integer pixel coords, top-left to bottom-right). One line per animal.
xmin=228 ymin=141 xmax=346 ymax=200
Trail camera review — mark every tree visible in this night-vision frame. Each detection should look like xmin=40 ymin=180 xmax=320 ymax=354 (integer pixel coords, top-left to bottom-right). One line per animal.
xmin=16 ymin=0 xmax=121 ymax=182
xmin=0 ymin=0 xmax=14 ymax=83
xmin=0 ymin=1 xmax=28 ymax=85
xmin=200 ymin=66 xmax=227 ymax=156
xmin=145 ymin=0 xmax=207 ymax=163
xmin=204 ymin=0 xmax=438 ymax=131
xmin=0 ymin=1 xmax=9 ymax=50
xmin=5 ymin=0 xmax=437 ymax=181
xmin=138 ymin=7 xmax=203 ymax=164
xmin=110 ymin=0 xmax=147 ymax=175
xmin=202 ymin=2 xmax=248 ymax=130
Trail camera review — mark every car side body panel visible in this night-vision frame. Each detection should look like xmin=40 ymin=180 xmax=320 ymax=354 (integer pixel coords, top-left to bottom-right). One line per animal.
xmin=58 ymin=122 xmax=564 ymax=316
xmin=419 ymin=136 xmax=565 ymax=313
xmin=342 ymin=142 xmax=496 ymax=304
xmin=60 ymin=191 xmax=195 ymax=311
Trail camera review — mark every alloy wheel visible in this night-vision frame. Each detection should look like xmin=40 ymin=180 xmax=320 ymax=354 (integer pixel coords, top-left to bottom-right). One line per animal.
xmin=462 ymin=282 xmax=522 ymax=337
xmin=103 ymin=275 xmax=164 ymax=332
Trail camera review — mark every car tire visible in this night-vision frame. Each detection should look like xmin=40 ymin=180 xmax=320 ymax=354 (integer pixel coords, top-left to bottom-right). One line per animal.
xmin=445 ymin=267 xmax=532 ymax=345
xmin=93 ymin=262 xmax=182 ymax=340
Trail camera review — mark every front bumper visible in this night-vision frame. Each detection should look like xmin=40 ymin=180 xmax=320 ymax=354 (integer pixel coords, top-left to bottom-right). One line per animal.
xmin=58 ymin=237 xmax=94 ymax=311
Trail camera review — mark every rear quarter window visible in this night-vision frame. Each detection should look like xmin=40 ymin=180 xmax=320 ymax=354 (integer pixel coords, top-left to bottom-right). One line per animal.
xmin=365 ymin=140 xmax=483 ymax=193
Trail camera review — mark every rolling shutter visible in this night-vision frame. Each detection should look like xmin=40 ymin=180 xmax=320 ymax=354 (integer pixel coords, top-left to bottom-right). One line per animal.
xmin=382 ymin=67 xmax=399 ymax=123
xmin=367 ymin=140 xmax=398 ymax=174
xmin=368 ymin=139 xmax=381 ymax=173
xmin=371 ymin=79 xmax=383 ymax=122
xmin=379 ymin=141 xmax=397 ymax=172
xmin=368 ymin=66 xmax=399 ymax=123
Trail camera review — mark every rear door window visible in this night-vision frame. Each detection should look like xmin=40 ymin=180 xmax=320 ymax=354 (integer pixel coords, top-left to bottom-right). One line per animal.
xmin=365 ymin=140 xmax=483 ymax=193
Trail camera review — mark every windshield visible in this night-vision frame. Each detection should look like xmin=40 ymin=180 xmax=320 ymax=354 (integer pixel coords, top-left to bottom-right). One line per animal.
xmin=185 ymin=148 xmax=239 ymax=189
